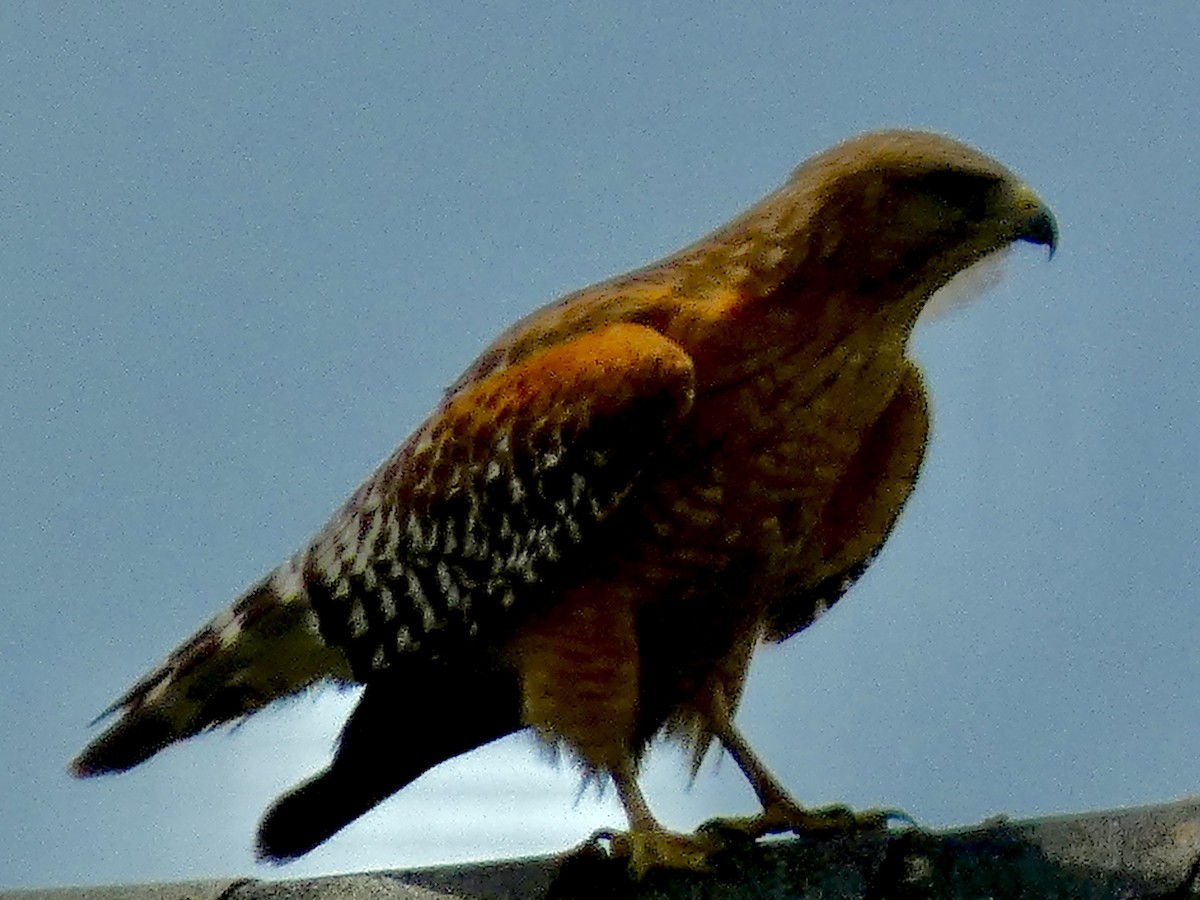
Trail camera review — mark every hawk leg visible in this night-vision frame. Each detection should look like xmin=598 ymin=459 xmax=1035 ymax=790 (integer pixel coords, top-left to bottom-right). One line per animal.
xmin=512 ymin=587 xmax=721 ymax=875
xmin=701 ymin=691 xmax=902 ymax=841
xmin=602 ymin=759 xmax=724 ymax=877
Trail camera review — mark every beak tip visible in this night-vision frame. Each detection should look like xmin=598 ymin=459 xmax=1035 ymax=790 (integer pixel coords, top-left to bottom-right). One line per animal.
xmin=1020 ymin=206 xmax=1058 ymax=259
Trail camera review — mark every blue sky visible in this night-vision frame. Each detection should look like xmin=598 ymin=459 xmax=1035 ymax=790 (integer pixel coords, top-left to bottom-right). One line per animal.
xmin=2 ymin=2 xmax=1198 ymax=889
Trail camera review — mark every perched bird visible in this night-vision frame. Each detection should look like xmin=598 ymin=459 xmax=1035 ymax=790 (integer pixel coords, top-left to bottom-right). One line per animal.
xmin=71 ymin=130 xmax=1057 ymax=874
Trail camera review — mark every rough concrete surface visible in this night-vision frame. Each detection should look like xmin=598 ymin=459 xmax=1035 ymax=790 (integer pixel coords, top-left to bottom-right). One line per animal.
xmin=7 ymin=799 xmax=1200 ymax=899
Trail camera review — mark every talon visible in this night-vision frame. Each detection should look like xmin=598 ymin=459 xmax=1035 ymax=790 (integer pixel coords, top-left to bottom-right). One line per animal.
xmin=831 ymin=806 xmax=918 ymax=832
xmin=601 ymin=827 xmax=725 ymax=877
xmin=876 ymin=808 xmax=918 ymax=829
xmin=583 ymin=828 xmax=620 ymax=856
xmin=702 ymin=801 xmax=913 ymax=842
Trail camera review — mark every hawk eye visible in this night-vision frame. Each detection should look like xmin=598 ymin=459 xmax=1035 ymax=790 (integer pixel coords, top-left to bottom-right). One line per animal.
xmin=916 ymin=169 xmax=1000 ymax=220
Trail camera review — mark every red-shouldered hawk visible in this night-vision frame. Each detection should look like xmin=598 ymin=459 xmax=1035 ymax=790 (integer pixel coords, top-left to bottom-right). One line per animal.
xmin=71 ymin=130 xmax=1056 ymax=874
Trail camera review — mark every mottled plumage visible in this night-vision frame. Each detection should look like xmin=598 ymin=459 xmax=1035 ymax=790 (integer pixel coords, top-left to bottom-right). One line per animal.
xmin=71 ymin=130 xmax=1056 ymax=873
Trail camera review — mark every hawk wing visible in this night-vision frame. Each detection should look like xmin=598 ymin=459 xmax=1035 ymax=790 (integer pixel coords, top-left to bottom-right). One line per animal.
xmin=304 ymin=320 xmax=697 ymax=677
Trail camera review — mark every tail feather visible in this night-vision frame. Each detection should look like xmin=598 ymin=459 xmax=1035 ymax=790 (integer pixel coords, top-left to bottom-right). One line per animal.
xmin=71 ymin=569 xmax=353 ymax=777
xmin=256 ymin=663 xmax=522 ymax=861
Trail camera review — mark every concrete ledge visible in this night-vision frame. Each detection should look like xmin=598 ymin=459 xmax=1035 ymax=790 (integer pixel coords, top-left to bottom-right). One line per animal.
xmin=8 ymin=798 xmax=1200 ymax=899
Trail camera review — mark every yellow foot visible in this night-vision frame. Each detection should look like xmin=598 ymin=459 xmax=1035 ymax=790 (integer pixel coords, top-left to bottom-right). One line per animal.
xmin=701 ymin=800 xmax=911 ymax=842
xmin=594 ymin=826 xmax=725 ymax=878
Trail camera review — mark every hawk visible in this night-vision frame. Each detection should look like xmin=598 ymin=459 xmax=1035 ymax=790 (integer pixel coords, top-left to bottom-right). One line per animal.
xmin=71 ymin=130 xmax=1057 ymax=874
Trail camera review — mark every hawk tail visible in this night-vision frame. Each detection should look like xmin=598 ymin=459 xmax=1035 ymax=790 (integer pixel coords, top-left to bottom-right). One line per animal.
xmin=70 ymin=565 xmax=348 ymax=777
xmin=256 ymin=665 xmax=522 ymax=861
xmin=256 ymin=758 xmax=396 ymax=862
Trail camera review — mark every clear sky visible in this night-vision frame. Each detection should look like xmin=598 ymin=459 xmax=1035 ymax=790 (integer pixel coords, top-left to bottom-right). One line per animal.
xmin=2 ymin=2 xmax=1198 ymax=890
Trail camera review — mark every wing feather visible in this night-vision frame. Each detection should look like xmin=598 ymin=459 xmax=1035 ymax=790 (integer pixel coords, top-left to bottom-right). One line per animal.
xmin=303 ymin=321 xmax=696 ymax=676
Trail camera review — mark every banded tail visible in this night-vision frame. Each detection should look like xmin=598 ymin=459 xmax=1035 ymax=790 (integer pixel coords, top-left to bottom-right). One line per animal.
xmin=70 ymin=563 xmax=352 ymax=777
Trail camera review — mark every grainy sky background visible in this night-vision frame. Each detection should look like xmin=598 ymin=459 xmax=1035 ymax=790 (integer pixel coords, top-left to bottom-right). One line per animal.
xmin=2 ymin=2 xmax=1198 ymax=890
